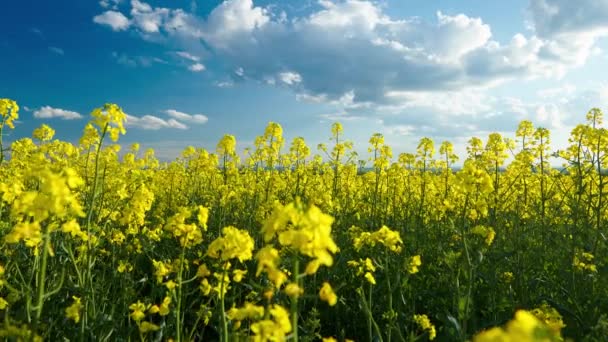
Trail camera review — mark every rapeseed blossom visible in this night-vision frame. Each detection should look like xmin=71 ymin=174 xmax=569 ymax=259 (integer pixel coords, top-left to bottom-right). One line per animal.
xmin=414 ymin=314 xmax=436 ymax=340
xmin=207 ymin=226 xmax=254 ymax=262
xmin=353 ymin=225 xmax=403 ymax=253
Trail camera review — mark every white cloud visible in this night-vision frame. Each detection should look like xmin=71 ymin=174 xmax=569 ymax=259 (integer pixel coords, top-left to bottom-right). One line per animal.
xmin=201 ymin=0 xmax=269 ymax=49
xmin=535 ymin=103 xmax=563 ymax=128
xmin=528 ymin=0 xmax=608 ymax=38
xmin=279 ymin=71 xmax=302 ymax=85
xmin=100 ymin=0 xmax=121 ymax=9
xmin=94 ymin=0 xmax=608 ymax=122
xmin=112 ymin=52 xmax=166 ymax=67
xmin=34 ymin=106 xmax=82 ymax=120
xmin=536 ymin=84 xmax=576 ymax=98
xmin=319 ymin=112 xmax=364 ymax=122
xmin=383 ymin=89 xmax=493 ymax=115
xmin=188 ymin=63 xmax=206 ymax=72
xmin=385 ymin=124 xmax=417 ymax=136
xmin=175 ymin=51 xmax=200 ymax=62
xmin=49 ymin=46 xmax=64 ymax=55
xmin=215 ymin=81 xmax=234 ymax=88
xmin=130 ymin=0 xmax=165 ymax=33
xmin=165 ymin=109 xmax=208 ymax=124
xmin=527 ymin=0 xmax=608 ymax=67
xmin=93 ymin=10 xmax=130 ymax=31
xmin=125 ymin=114 xmax=188 ymax=130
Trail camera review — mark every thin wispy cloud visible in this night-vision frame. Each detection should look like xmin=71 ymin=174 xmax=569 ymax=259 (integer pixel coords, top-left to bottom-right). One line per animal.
xmin=175 ymin=51 xmax=200 ymax=62
xmin=49 ymin=46 xmax=64 ymax=55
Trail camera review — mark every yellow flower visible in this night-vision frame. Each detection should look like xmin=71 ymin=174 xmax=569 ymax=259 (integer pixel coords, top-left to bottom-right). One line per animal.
xmin=197 ymin=206 xmax=209 ymax=230
xmin=256 ymin=246 xmax=288 ymax=288
xmin=207 ymin=226 xmax=255 ymax=262
xmin=408 ymin=255 xmax=422 ymax=274
xmin=0 ymin=98 xmax=19 ymax=129
xmin=165 ymin=280 xmax=177 ymax=290
xmin=233 ymin=269 xmax=247 ymax=282
xmin=152 ymin=260 xmax=172 ymax=283
xmin=32 ymin=124 xmax=55 ymax=142
xmin=0 ymin=297 xmax=8 ymax=310
xmin=117 ymin=261 xmax=133 ymax=273
xmin=319 ymin=282 xmax=337 ymax=306
xmin=227 ymin=302 xmax=265 ymax=321
xmin=196 ymin=264 xmax=211 ymax=278
xmin=65 ymin=296 xmax=82 ymax=323
xmin=364 ymin=272 xmax=376 ymax=285
xmin=250 ymin=305 xmax=292 ymax=341
xmin=284 ymin=283 xmax=304 ymax=298
xmin=263 ymin=201 xmax=338 ymax=275
xmin=149 ymin=296 xmax=171 ymax=316
xmin=61 ymin=219 xmax=87 ymax=240
xmin=474 ymin=310 xmax=561 ymax=342
xmin=138 ymin=321 xmax=160 ymax=334
xmin=531 ymin=303 xmax=566 ymax=336
xmin=129 ymin=301 xmax=148 ymax=322
xmin=353 ymin=225 xmax=403 ymax=253
xmin=414 ymin=314 xmax=436 ymax=340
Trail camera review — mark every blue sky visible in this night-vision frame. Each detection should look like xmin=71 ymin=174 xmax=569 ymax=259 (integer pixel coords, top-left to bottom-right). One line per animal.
xmin=1 ymin=0 xmax=607 ymax=162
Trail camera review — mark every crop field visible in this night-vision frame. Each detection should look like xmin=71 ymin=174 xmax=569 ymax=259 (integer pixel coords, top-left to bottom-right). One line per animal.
xmin=0 ymin=99 xmax=607 ymax=341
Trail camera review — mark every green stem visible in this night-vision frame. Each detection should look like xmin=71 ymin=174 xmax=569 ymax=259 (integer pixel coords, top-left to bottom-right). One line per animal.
xmin=219 ymin=261 xmax=229 ymax=342
xmin=32 ymin=224 xmax=51 ymax=336
xmin=291 ymin=257 xmax=300 ymax=342
xmin=176 ymin=246 xmax=186 ymax=342
xmin=0 ymin=122 xmax=4 ymax=164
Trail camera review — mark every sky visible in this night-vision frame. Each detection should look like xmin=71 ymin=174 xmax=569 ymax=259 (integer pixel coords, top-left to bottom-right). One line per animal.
xmin=1 ymin=0 xmax=607 ymax=163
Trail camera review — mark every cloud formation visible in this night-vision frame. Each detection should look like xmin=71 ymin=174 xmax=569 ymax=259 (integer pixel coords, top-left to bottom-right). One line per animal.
xmin=125 ymin=114 xmax=188 ymax=130
xmin=34 ymin=106 xmax=82 ymax=120
xmin=188 ymin=63 xmax=205 ymax=72
xmin=125 ymin=109 xmax=208 ymax=130
xmin=93 ymin=0 xmax=608 ymax=109
xmin=111 ymin=52 xmax=167 ymax=67
xmin=93 ymin=10 xmax=130 ymax=31
xmin=165 ymin=109 xmax=209 ymax=123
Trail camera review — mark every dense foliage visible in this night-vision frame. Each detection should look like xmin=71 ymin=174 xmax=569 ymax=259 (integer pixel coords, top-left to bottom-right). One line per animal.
xmin=0 ymin=98 xmax=606 ymax=341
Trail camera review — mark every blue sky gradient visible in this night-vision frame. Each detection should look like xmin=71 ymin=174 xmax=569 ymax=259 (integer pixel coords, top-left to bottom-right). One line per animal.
xmin=1 ymin=0 xmax=607 ymax=161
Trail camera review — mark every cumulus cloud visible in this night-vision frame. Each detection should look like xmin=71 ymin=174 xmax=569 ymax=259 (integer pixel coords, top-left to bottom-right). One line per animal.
xmin=528 ymin=0 xmax=608 ymax=38
xmin=93 ymin=10 xmax=130 ymax=31
xmin=527 ymin=0 xmax=608 ymax=67
xmin=188 ymin=63 xmax=205 ymax=72
xmin=201 ymin=0 xmax=269 ymax=48
xmin=34 ymin=106 xmax=82 ymax=120
xmin=279 ymin=71 xmax=302 ymax=85
xmin=165 ymin=109 xmax=209 ymax=124
xmin=93 ymin=0 xmax=608 ymax=142
xmin=94 ymin=1 xmax=608 ymax=104
xmin=125 ymin=114 xmax=188 ymax=130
